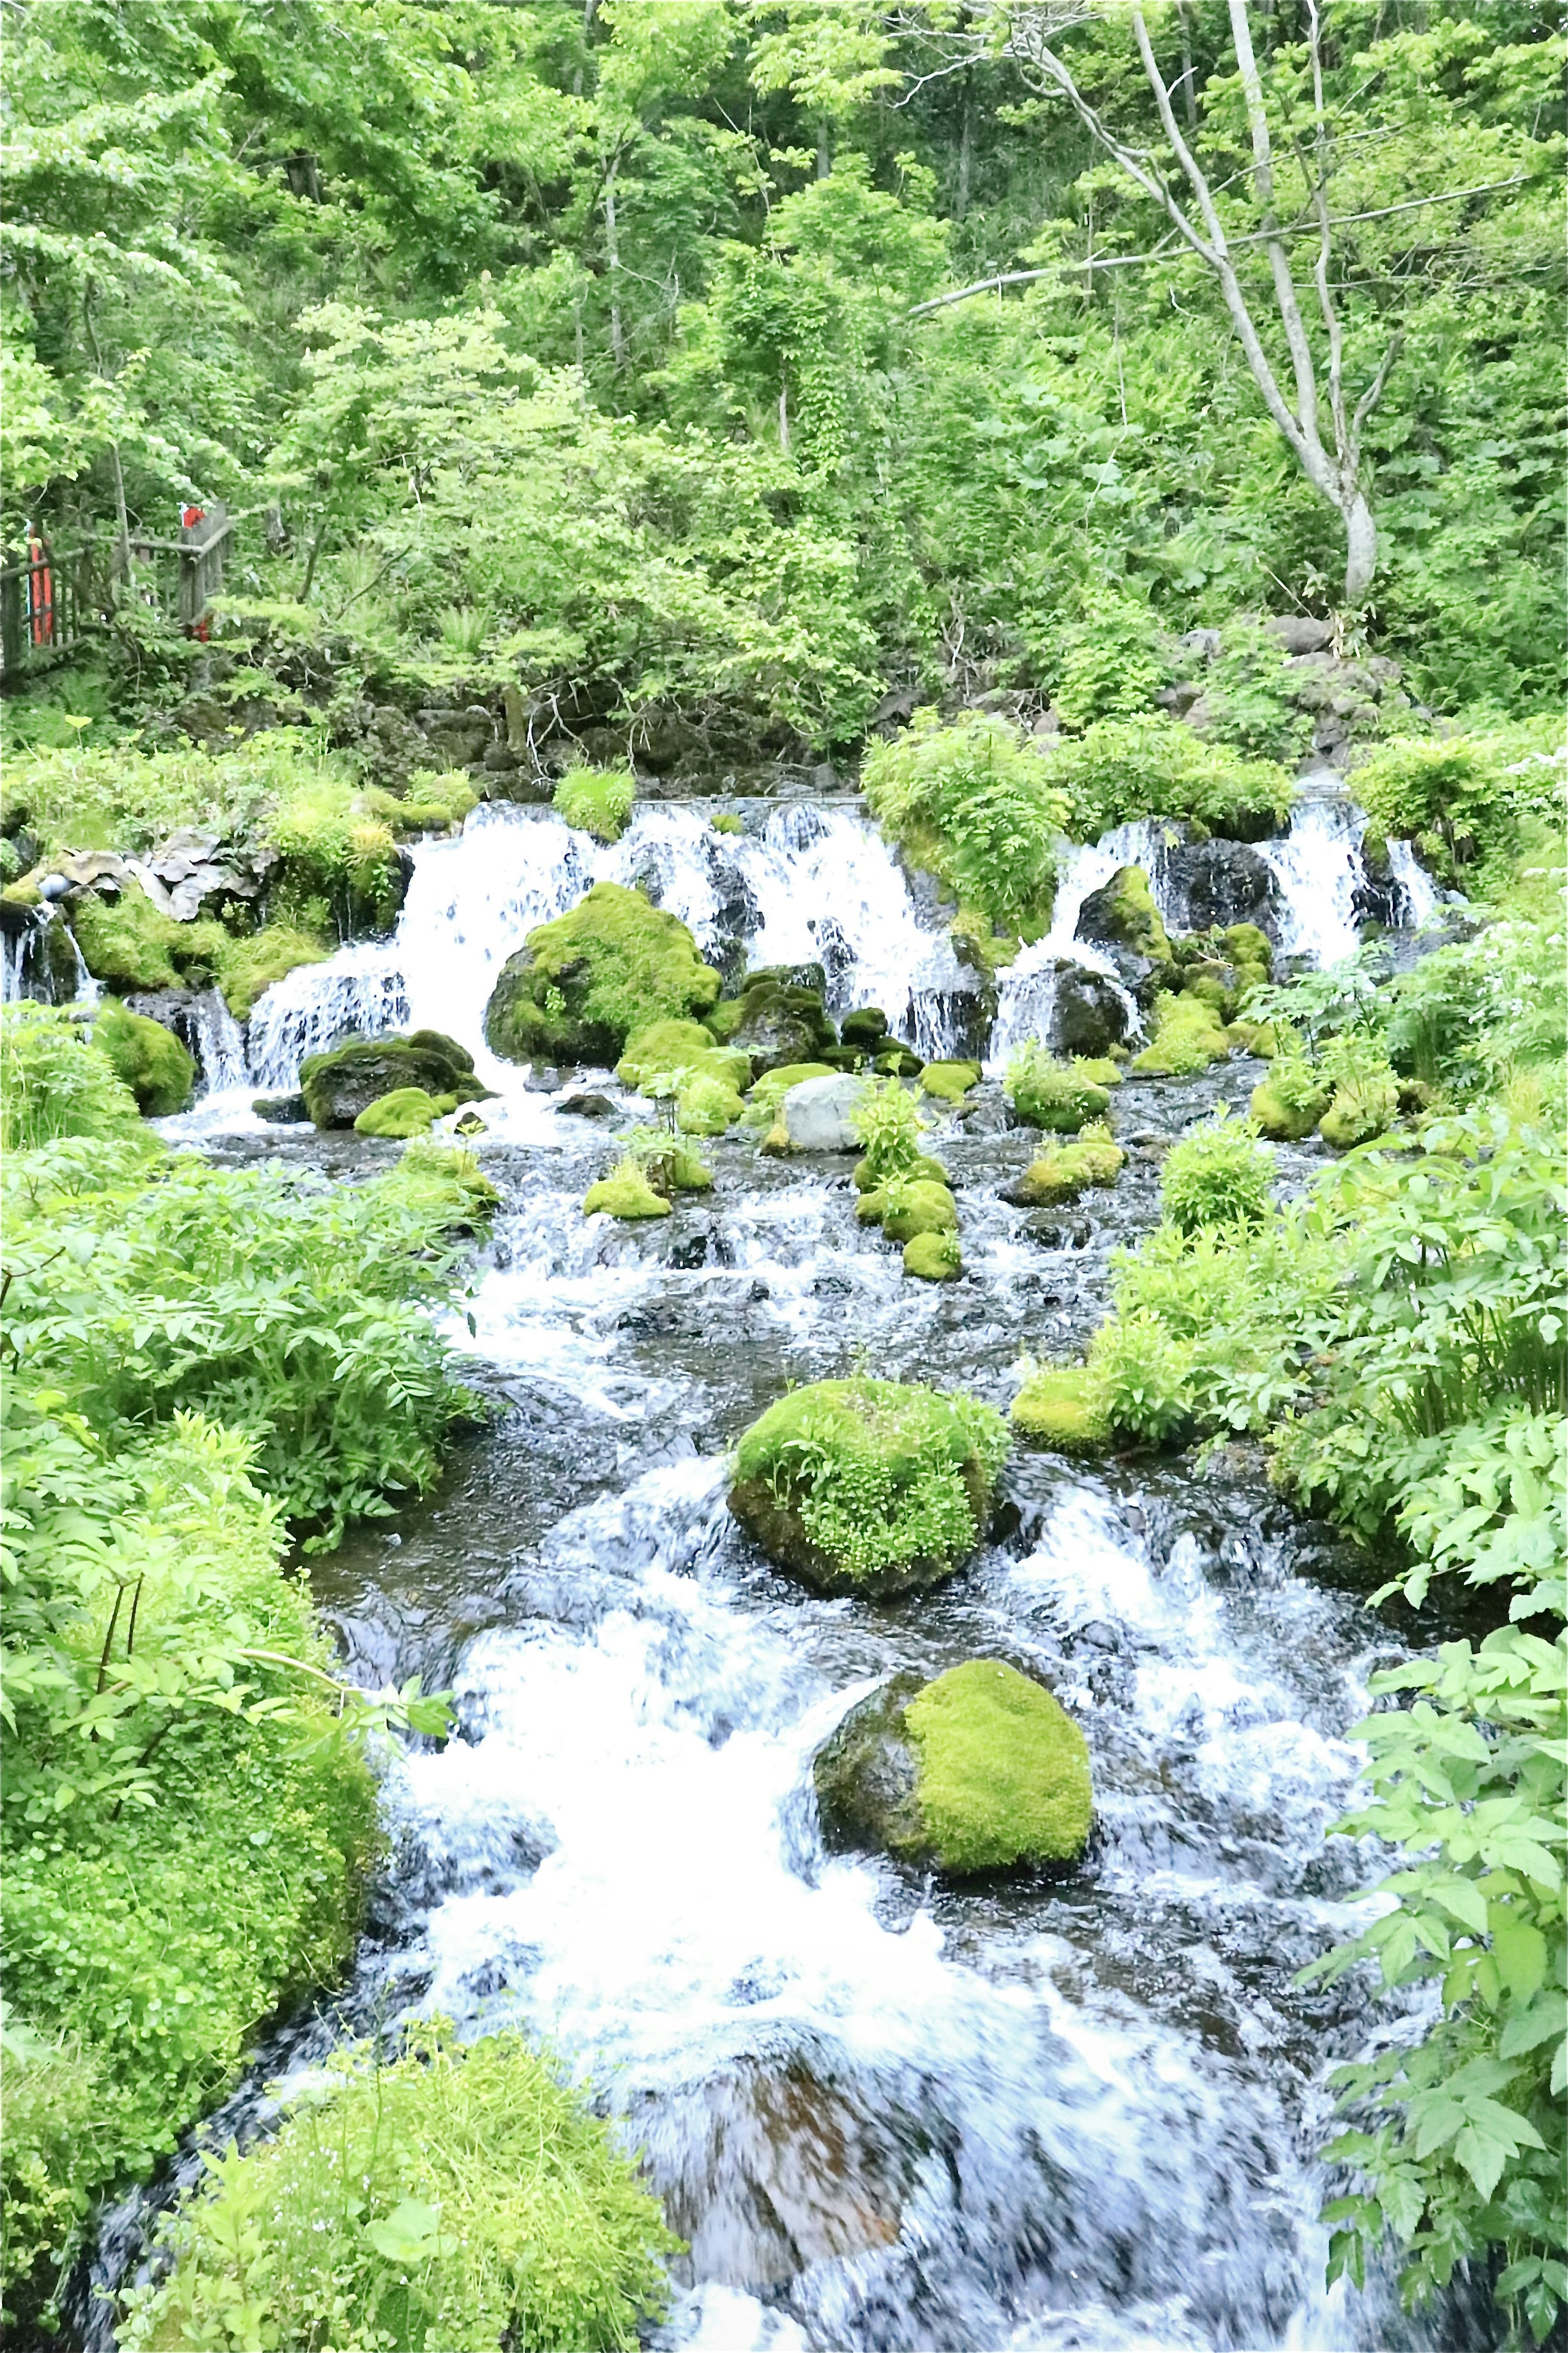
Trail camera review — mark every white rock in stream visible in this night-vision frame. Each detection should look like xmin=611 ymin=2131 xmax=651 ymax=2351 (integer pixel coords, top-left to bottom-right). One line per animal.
xmin=780 ymin=1073 xmax=866 ymax=1151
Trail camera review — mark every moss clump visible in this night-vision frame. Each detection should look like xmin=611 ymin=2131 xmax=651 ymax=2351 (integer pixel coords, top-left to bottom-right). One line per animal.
xmin=1251 ymin=1073 xmax=1330 ymax=1140
xmin=1075 ymin=864 xmax=1172 ymax=963
xmin=616 ymin=1021 xmax=727 ymax=1088
xmin=365 ymin=769 xmax=477 ymax=836
xmin=854 ymin=1151 xmax=945 ymax=1195
xmin=710 ymin=810 xmax=744 ymax=835
xmin=117 ymin=2023 xmax=677 ymax=2353
xmin=906 ymin=1661 xmax=1092 ymax=1870
xmin=880 ymin=1178 xmax=959 ymax=1242
xmin=69 ymin=881 xmax=186 ymax=992
xmin=814 ymin=1662 xmax=1092 ymax=1875
xmin=486 ymin=883 xmax=720 ymax=1068
xmin=874 ymin=1044 xmax=924 ymax=1077
xmin=215 ymin=923 xmax=329 ymax=1021
xmin=1320 ymin=1079 xmax=1398 ymax=1151
xmin=377 ymin=1140 xmax=499 ymax=1226
xmin=1071 ymin=1055 xmax=1123 ymax=1088
xmin=840 ymin=1006 xmax=889 ymax=1049
xmin=728 ymin=1376 xmax=1009 ymax=1598
xmin=1010 ymin=1122 xmax=1124 ymax=1207
xmin=301 ymin=1032 xmax=488 ymax=1129
xmin=270 ymin=777 xmax=403 ymax=936
xmin=712 ymin=969 xmax=838 ymax=1075
xmin=92 ymin=1001 xmax=196 ymax=1117
xmin=1004 ymin=1046 xmax=1111 ymax=1132
xmin=554 ymin=763 xmax=636 ymax=843
xmin=1011 ymin=1366 xmax=1110 ymax=1454
xmin=583 ymin=1159 xmax=673 ymax=1218
xmin=904 ymin=1230 xmax=962 ymax=1281
xmin=353 ymin=1086 xmax=441 ymax=1138
xmin=1131 ymin=992 xmax=1230 ymax=1076
xmin=1160 ymin=1107 xmax=1274 ymax=1232
xmin=919 ymin=1059 xmax=982 ymax=1103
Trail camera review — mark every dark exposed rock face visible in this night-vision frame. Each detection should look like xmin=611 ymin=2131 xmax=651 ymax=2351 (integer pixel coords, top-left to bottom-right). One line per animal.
xmin=1163 ymin=842 xmax=1281 ymax=939
xmin=300 ymin=1030 xmax=489 ymax=1128
xmin=814 ymin=1677 xmax=927 ymax=1860
xmin=720 ymin=969 xmax=837 ymax=1077
xmin=1038 ymin=959 xmax=1132 ymax=1058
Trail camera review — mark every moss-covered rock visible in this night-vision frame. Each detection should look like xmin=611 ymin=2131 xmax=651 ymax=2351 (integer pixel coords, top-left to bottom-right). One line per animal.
xmin=70 ymin=882 xmax=187 ymax=992
xmin=214 ymin=923 xmax=330 ymax=1021
xmin=728 ymin=1377 xmax=1009 ymax=1598
xmin=853 ymin=1151 xmax=946 ymax=1194
xmin=874 ymin=1044 xmax=924 ymax=1077
xmin=92 ymin=1000 xmax=196 ymax=1117
xmin=880 ymin=1179 xmax=959 ymax=1242
xmin=903 ymin=1231 xmax=962 ymax=1281
xmin=918 ymin=1059 xmax=982 ymax=1103
xmin=582 ymin=1160 xmax=673 ymax=1219
xmin=741 ymin=1060 xmax=837 ymax=1129
xmin=353 ymin=1086 xmax=441 ymax=1138
xmin=1004 ymin=1048 xmax=1111 ymax=1133
xmin=1320 ymin=1080 xmax=1397 ymax=1151
xmin=615 ymin=1020 xmax=746 ymax=1093
xmin=1131 ymin=992 xmax=1230 ymax=1076
xmin=714 ymin=969 xmax=837 ymax=1076
xmin=377 ymin=1140 xmax=500 ymax=1229
xmin=1251 ymin=1073 xmax=1330 ymax=1140
xmin=1011 ymin=1366 xmax=1110 ymax=1454
xmin=840 ymin=1006 xmax=890 ymax=1049
xmin=301 ymin=1031 xmax=488 ymax=1129
xmin=814 ymin=1662 xmax=1092 ymax=1874
xmin=485 ymin=883 xmax=721 ymax=1068
xmin=1075 ymin=865 xmax=1172 ymax=964
xmin=1004 ymin=1123 xmax=1124 ymax=1207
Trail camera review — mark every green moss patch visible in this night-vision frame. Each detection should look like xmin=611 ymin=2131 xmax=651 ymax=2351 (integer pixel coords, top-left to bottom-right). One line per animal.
xmin=741 ymin=1059 xmax=836 ymax=1128
xmin=1131 ymin=992 xmax=1230 ymax=1076
xmin=554 ymin=763 xmax=636 ymax=843
xmin=1009 ymin=1122 xmax=1125 ymax=1207
xmin=1004 ymin=1046 xmax=1111 ymax=1132
xmin=905 ymin=1661 xmax=1093 ymax=1871
xmin=215 ymin=923 xmax=329 ymax=1021
xmin=1251 ymin=1073 xmax=1330 ymax=1140
xmin=729 ymin=1377 xmax=1009 ymax=1598
xmin=1075 ymin=864 xmax=1172 ymax=964
xmin=904 ymin=1230 xmax=962 ymax=1281
xmin=69 ymin=881 xmax=186 ymax=992
xmin=1320 ymin=1080 xmax=1398 ymax=1151
xmin=879 ymin=1178 xmax=958 ymax=1242
xmin=354 ymin=1086 xmax=441 ymax=1137
xmin=92 ymin=1001 xmax=196 ymax=1117
xmin=1011 ymin=1366 xmax=1110 ymax=1454
xmin=301 ymin=1032 xmax=487 ymax=1129
xmin=583 ymin=1160 xmax=673 ymax=1219
xmin=486 ymin=883 xmax=720 ymax=1068
xmin=918 ymin=1059 xmax=982 ymax=1103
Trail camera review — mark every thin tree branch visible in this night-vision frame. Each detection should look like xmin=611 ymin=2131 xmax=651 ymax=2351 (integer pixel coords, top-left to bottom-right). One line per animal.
xmin=1351 ymin=332 xmax=1403 ymax=443
xmin=1228 ymin=0 xmax=1321 ymax=446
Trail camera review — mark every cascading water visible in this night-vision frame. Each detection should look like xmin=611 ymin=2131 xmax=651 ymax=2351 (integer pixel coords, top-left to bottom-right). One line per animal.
xmin=1261 ymin=796 xmax=1369 ymax=969
xmin=92 ymin=799 xmax=1502 ymax=2353
xmin=1387 ymin=838 xmax=1441 ymax=928
xmin=986 ymin=824 xmax=1167 ymax=1073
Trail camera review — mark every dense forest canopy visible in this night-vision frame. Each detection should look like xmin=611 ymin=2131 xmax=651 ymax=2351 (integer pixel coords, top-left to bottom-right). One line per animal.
xmin=3 ymin=0 xmax=1563 ymax=755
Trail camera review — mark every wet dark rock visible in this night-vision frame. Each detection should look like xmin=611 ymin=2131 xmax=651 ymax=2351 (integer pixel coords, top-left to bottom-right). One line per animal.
xmin=668 ymin=1222 xmax=712 ymax=1269
xmin=300 ymin=1030 xmax=490 ymax=1128
xmin=1031 ymin=957 xmax=1133 ymax=1058
xmin=1022 ymin=1213 xmax=1094 ymax=1248
xmin=253 ymin=1091 xmax=308 ymax=1124
xmin=556 ymin=1091 xmax=615 ymax=1118
xmin=1164 ymin=841 xmax=1280 ymax=939
xmin=722 ymin=970 xmax=837 ymax=1076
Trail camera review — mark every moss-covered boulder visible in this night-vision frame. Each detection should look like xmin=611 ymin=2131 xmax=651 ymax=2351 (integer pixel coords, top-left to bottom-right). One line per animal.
xmin=582 ymin=1160 xmax=673 ymax=1219
xmin=814 ymin=1662 xmax=1092 ymax=1874
xmin=1131 ymin=992 xmax=1230 ymax=1076
xmin=93 ymin=1000 xmax=196 ymax=1117
xmin=1011 ymin=1366 xmax=1110 ymax=1454
xmin=1250 ymin=1072 xmax=1330 ymax=1140
xmin=874 ymin=1044 xmax=924 ymax=1077
xmin=70 ymin=882 xmax=190 ymax=993
xmin=840 ymin=1006 xmax=890 ymax=1050
xmin=1004 ymin=1050 xmax=1111 ymax=1133
xmin=879 ymin=1179 xmax=958 ymax=1242
xmin=485 ymin=883 xmax=721 ymax=1068
xmin=353 ymin=1086 xmax=442 ymax=1138
xmin=728 ymin=1377 xmax=1009 ymax=1599
xmin=1075 ymin=865 xmax=1173 ymax=966
xmin=1320 ymin=1078 xmax=1398 ymax=1151
xmin=1003 ymin=1124 xmax=1124 ymax=1208
xmin=853 ymin=1151 xmax=946 ymax=1194
xmin=615 ymin=1020 xmax=749 ymax=1095
xmin=710 ymin=968 xmax=837 ymax=1075
xmin=919 ymin=1060 xmax=982 ymax=1104
xmin=301 ymin=1030 xmax=488 ymax=1129
xmin=903 ymin=1231 xmax=962 ymax=1281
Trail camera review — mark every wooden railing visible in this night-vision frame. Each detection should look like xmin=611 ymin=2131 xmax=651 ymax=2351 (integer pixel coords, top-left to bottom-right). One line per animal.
xmin=0 ymin=502 xmax=235 ymax=677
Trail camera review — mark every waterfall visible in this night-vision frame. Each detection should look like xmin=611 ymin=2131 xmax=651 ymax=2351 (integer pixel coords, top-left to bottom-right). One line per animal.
xmin=1388 ymin=838 xmax=1441 ymax=928
xmin=985 ymin=824 xmax=1156 ymax=1072
xmin=1261 ymin=798 xmax=1367 ymax=968
xmin=238 ymin=803 xmax=978 ymax=1103
xmin=191 ymin=988 xmax=248 ymax=1091
xmin=0 ymin=904 xmax=99 ymax=1008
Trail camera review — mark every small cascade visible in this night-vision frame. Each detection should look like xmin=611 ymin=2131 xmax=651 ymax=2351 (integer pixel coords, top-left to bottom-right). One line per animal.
xmin=247 ymin=943 xmax=410 ymax=1091
xmin=986 ymin=825 xmax=1155 ymax=1072
xmin=0 ymin=903 xmax=100 ymax=1008
xmin=1261 ymin=796 xmax=1367 ymax=968
xmin=0 ymin=914 xmax=33 ymax=1002
xmin=1045 ymin=819 xmax=1183 ymax=942
xmin=191 ymin=988 xmax=248 ymax=1092
xmin=1388 ymin=838 xmax=1440 ymax=928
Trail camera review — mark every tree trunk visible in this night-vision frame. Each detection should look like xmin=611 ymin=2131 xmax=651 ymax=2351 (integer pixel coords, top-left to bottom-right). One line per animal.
xmin=1343 ymin=489 xmax=1376 ymax=604
xmin=956 ymin=76 xmax=973 ymax=220
xmin=604 ymin=167 xmax=624 ymax=368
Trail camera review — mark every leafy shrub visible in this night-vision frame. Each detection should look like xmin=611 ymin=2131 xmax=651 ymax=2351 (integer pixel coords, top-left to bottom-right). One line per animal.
xmin=850 ymin=1075 xmax=928 ymax=1180
xmin=1349 ymin=717 xmax=1565 ymax=883
xmin=118 ymin=2023 xmax=678 ymax=2353
xmin=1085 ymin=1309 xmax=1194 ymax=1445
xmin=0 ymin=733 xmax=336 ymax=860
xmin=0 ymin=1003 xmax=142 ymax=1149
xmin=554 ymin=763 xmax=636 ymax=843
xmin=861 ymin=710 xmax=1065 ymax=937
xmin=1052 ymin=590 xmax=1170 ymax=731
xmin=1004 ymin=1043 xmax=1110 ymax=1131
xmin=1039 ymin=713 xmax=1293 ymax=840
xmin=1159 ymin=1106 xmax=1274 ymax=1233
xmin=729 ymin=1378 xmax=1010 ymax=1594
xmin=271 ymin=774 xmax=403 ymax=936
xmin=1202 ymin=624 xmax=1314 ymax=763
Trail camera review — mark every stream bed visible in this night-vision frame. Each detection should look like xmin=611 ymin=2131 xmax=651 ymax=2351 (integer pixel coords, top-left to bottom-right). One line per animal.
xmin=86 ymin=796 xmax=1497 ymax=2353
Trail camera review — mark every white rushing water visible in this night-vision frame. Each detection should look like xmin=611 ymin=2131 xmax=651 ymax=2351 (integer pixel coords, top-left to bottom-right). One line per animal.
xmin=1261 ymin=796 xmax=1368 ymax=968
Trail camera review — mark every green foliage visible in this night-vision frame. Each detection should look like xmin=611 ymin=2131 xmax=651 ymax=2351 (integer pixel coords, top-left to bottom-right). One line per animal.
xmin=0 ymin=737 xmax=339 ymax=863
xmin=554 ymin=764 xmax=637 ymax=844
xmin=731 ymin=1378 xmax=1009 ymax=1590
xmin=118 ymin=2023 xmax=678 ymax=2353
xmin=1004 ymin=1044 xmax=1111 ymax=1132
xmin=849 ymin=1075 xmax=928 ymax=1179
xmin=1350 ymin=720 xmax=1565 ymax=886
xmin=270 ymin=773 xmax=403 ymax=936
xmin=918 ymin=1058 xmax=981 ymax=1102
xmin=486 ymin=884 xmax=721 ymax=1068
xmin=0 ymin=1003 xmax=143 ymax=1150
xmin=92 ymin=1002 xmax=196 ymax=1118
xmin=1052 ymin=591 xmax=1170 ymax=732
xmin=1203 ymin=626 xmax=1314 ymax=764
xmin=1159 ymin=1107 xmax=1274 ymax=1234
xmin=861 ymin=712 xmax=1065 ymax=937
xmin=903 ymin=1228 xmax=962 ymax=1281
xmin=904 ymin=1662 xmax=1093 ymax=1871
xmin=1085 ymin=1310 xmax=1195 ymax=1447
xmin=1040 ymin=717 xmax=1294 ymax=841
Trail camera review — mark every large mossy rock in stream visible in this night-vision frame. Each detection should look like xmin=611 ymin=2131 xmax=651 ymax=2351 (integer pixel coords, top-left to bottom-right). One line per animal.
xmin=728 ymin=1378 xmax=1009 ymax=1599
xmin=301 ymin=1030 xmax=489 ymax=1129
xmin=815 ymin=1662 xmax=1093 ymax=1874
xmin=708 ymin=966 xmax=838 ymax=1076
xmin=92 ymin=999 xmax=196 ymax=1117
xmin=485 ymin=882 xmax=721 ymax=1068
